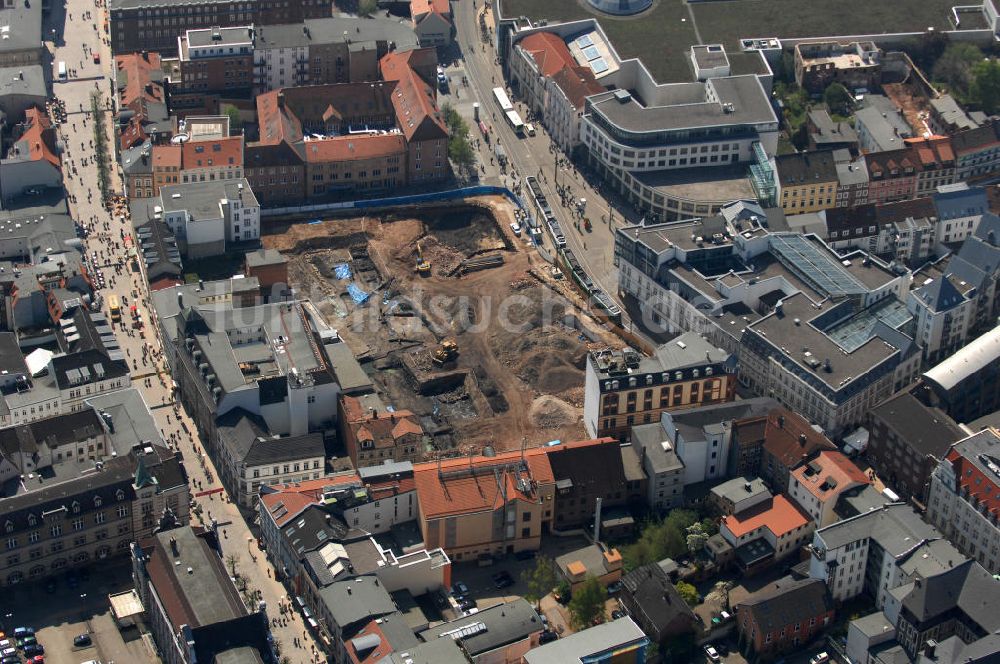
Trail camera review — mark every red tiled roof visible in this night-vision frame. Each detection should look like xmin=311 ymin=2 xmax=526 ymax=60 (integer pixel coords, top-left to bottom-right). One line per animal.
xmin=380 ymin=50 xmax=448 ymax=142
xmin=20 ymin=107 xmax=60 ymax=169
xmin=763 ymin=408 xmax=837 ymax=470
xmin=182 ymin=135 xmax=243 ymax=170
xmin=414 ymin=447 xmax=555 ymax=519
xmin=722 ymin=494 xmax=810 ymax=538
xmin=550 ymin=64 xmax=605 ymax=110
xmin=790 ymin=450 xmax=870 ymax=501
xmin=152 ymin=144 xmax=181 ymax=169
xmin=301 ymin=134 xmax=405 ymax=163
xmin=410 ymin=0 xmax=451 ymax=20
xmin=115 ymin=52 xmax=165 ymax=110
xmin=904 ymin=135 xmax=955 ymax=166
xmin=519 ymin=32 xmax=577 ymax=78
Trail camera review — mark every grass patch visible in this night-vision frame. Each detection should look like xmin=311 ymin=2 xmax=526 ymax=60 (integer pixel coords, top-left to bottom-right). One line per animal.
xmin=502 ymin=0 xmax=960 ymax=82
xmin=692 ymin=0 xmax=961 ymax=50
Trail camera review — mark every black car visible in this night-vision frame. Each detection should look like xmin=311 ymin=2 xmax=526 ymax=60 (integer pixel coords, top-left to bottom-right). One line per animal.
xmin=539 ymin=630 xmax=558 ymax=644
xmin=492 ymin=571 xmax=514 ymax=589
xmin=458 ymin=597 xmax=476 ymax=611
xmin=450 ymin=582 xmax=469 ymax=598
xmin=611 ymin=609 xmax=625 ymax=620
xmin=22 ymin=644 xmax=43 ymax=657
xmin=73 ymin=633 xmax=92 ymax=647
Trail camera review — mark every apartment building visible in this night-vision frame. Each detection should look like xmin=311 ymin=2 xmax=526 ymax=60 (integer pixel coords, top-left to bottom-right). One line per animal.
xmin=758 ymin=408 xmax=838 ymax=493
xmin=926 ymin=429 xmax=1000 ymax=574
xmin=412 ymin=448 xmax=555 ymax=562
xmin=0 ymin=107 xmax=62 ymax=199
xmin=952 ymin=123 xmax=1000 ymax=180
xmin=855 ymin=95 xmax=912 ymax=154
xmin=109 ymin=0 xmax=333 ymax=55
xmin=808 ymin=503 xmax=963 ymax=608
xmin=866 ymin=392 xmax=964 ymax=503
xmin=161 ymin=26 xmax=254 ymax=115
xmin=583 ymin=333 xmax=735 ymax=440
xmin=252 ymin=16 xmax=419 ymax=94
xmin=112 ymin=51 xmax=173 ymax=152
xmin=719 ymin=494 xmax=814 ymax=573
xmin=787 ymin=450 xmax=870 ymax=527
xmin=865 ymin=149 xmax=919 ymax=204
xmin=132 ymin=526 xmax=275 ymax=664
xmin=737 ymin=577 xmax=834 ymax=657
xmin=1 ymin=390 xmax=189 ymax=588
xmin=338 ymin=395 xmax=425 ymax=469
xmin=709 ymin=476 xmax=771 ymax=517
xmin=794 ymin=41 xmax=881 ymax=93
xmin=775 ymin=150 xmax=839 ymax=214
xmin=906 ymin=136 xmax=956 ymax=194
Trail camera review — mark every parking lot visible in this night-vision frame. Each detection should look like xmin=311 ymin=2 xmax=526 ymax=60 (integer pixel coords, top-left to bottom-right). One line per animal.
xmin=1 ymin=560 xmax=158 ymax=664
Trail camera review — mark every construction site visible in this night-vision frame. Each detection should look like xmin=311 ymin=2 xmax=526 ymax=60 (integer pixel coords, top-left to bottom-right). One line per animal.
xmin=263 ymin=197 xmax=622 ymax=454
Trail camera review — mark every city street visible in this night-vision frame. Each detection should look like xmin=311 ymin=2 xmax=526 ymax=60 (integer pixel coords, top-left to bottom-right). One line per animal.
xmin=451 ymin=0 xmax=644 ymax=325
xmin=43 ymin=1 xmax=320 ymax=661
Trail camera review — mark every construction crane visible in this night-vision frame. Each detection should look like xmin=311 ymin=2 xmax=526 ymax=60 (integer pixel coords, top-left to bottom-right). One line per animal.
xmin=415 ymin=241 xmax=431 ymax=274
xmin=432 ymin=339 xmax=459 ymax=365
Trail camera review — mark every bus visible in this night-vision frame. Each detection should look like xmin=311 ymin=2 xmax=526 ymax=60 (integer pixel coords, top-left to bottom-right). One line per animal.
xmin=505 ymin=110 xmax=525 ymax=136
xmin=492 ymin=87 xmax=513 ymax=113
xmin=109 ymin=295 xmax=121 ymax=323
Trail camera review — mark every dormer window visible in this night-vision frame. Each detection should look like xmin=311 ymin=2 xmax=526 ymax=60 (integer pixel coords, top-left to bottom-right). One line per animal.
xmin=94 ymin=496 xmax=103 ymax=508
xmin=115 ymin=489 xmax=125 ymax=501
xmin=72 ymin=501 xmax=80 ymax=514
xmin=4 ymin=521 xmax=12 ymax=533
xmin=27 ymin=515 xmax=37 ymax=527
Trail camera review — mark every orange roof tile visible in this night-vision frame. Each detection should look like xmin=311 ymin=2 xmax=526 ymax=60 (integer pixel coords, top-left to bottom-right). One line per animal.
xmin=380 ymin=50 xmax=448 ymax=142
xmin=115 ymin=52 xmax=165 ymax=111
xmin=413 ymin=447 xmax=555 ymax=519
xmin=260 ymin=490 xmax=315 ymax=527
xmin=722 ymin=494 xmax=810 ymax=539
xmin=182 ymin=135 xmax=243 ymax=170
xmin=550 ymin=65 xmax=605 ymax=110
xmin=20 ymin=107 xmax=60 ymax=169
xmin=519 ymin=32 xmax=578 ymax=78
xmin=152 ymin=144 xmax=181 ymax=169
xmin=791 ymin=450 xmax=870 ymax=501
xmin=762 ymin=408 xmax=837 ymax=470
xmin=302 ymin=134 xmax=405 ymax=163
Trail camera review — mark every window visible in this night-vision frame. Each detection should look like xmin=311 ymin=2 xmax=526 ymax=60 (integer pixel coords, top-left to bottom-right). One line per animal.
xmin=116 ymin=505 xmax=128 ymax=518
xmin=50 ymin=524 xmax=62 ymax=537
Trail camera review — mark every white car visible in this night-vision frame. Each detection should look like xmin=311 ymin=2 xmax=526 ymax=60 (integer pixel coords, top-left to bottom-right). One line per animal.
xmin=525 ymin=123 xmax=536 ymax=136
xmin=810 ymin=653 xmax=830 ymax=664
xmin=703 ymin=645 xmax=720 ymax=662
xmin=510 ymin=222 xmax=521 ymax=236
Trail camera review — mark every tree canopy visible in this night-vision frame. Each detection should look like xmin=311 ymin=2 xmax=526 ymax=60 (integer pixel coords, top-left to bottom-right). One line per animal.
xmin=568 ymin=575 xmax=608 ymax=629
xmin=521 ymin=555 xmax=557 ymax=608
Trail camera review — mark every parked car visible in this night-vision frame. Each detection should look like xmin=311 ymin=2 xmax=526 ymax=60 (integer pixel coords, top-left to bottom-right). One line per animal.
xmin=18 ymin=635 xmax=37 ymax=648
xmin=12 ymin=628 xmax=33 ymax=639
xmin=73 ymin=634 xmax=92 ymax=647
xmin=611 ymin=609 xmax=625 ymax=620
xmin=450 ymin=582 xmax=469 ymax=598
xmin=809 ymin=653 xmax=830 ymax=664
xmin=606 ymin=581 xmax=622 ymax=595
xmin=492 ymin=571 xmax=514 ymax=589
xmin=510 ymin=222 xmax=521 ymax=237
xmin=458 ymin=597 xmax=476 ymax=611
xmin=23 ymin=644 xmax=43 ymax=656
xmin=1 ymin=647 xmax=17 ymax=660
xmin=539 ymin=630 xmax=558 ymax=644
xmin=704 ymin=645 xmax=720 ymax=662
xmin=525 ymin=123 xmax=536 ymax=136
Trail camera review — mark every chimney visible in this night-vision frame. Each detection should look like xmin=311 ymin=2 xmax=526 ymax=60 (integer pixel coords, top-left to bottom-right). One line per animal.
xmin=799 ymin=433 xmax=807 ymax=446
xmin=169 ymin=536 xmax=178 ymax=556
xmin=778 ymin=415 xmax=785 ymax=428
xmin=346 ymin=586 xmax=352 ymax=595
xmin=277 ymin=92 xmax=285 ymax=110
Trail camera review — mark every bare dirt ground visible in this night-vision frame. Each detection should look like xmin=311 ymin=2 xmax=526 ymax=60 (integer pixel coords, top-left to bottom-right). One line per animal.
xmin=882 ymin=82 xmax=933 ymax=135
xmin=263 ymin=197 xmax=621 ymax=452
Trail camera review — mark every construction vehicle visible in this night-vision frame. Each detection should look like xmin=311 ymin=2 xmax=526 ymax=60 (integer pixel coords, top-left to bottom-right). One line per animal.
xmin=432 ymin=339 xmax=459 ymax=365
xmin=415 ymin=241 xmax=431 ymax=274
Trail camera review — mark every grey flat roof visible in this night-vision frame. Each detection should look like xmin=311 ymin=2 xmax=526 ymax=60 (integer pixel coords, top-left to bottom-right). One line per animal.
xmin=589 ymin=75 xmax=776 ymax=133
xmin=318 ymin=575 xmax=397 ymax=629
xmin=850 ymin=611 xmax=894 ymax=638
xmin=254 ymin=16 xmax=418 ymax=52
xmin=324 ymin=341 xmax=373 ymax=393
xmin=0 ymin=2 xmax=42 ymax=54
xmin=523 ymin=617 xmax=647 ymax=664
xmin=0 ymin=65 xmax=46 ymax=100
xmin=419 ymin=599 xmax=542 ymax=657
xmin=160 ymin=178 xmax=255 ymax=221
xmin=710 ymin=476 xmax=770 ymax=503
xmin=649 ymin=332 xmax=729 ymax=372
xmin=815 ymin=503 xmax=951 ymax=559
xmin=186 ymin=26 xmax=253 ymax=48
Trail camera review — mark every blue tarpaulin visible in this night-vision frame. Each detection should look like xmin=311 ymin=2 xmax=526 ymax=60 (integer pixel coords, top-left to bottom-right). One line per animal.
xmin=346 ymin=283 xmax=370 ymax=304
xmin=333 ymin=263 xmax=352 ymax=280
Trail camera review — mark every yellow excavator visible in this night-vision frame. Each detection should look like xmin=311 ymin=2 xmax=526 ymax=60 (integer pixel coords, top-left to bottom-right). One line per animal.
xmin=415 ymin=241 xmax=431 ymax=274
xmin=432 ymin=339 xmax=459 ymax=365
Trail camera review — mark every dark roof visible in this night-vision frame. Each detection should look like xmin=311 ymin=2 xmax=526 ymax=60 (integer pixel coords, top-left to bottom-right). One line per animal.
xmin=419 ymin=599 xmax=542 ymax=656
xmin=951 ymin=124 xmax=1000 ymax=153
xmin=621 ymin=563 xmax=697 ymax=633
xmin=318 ymin=575 xmax=397 ymax=632
xmin=901 ymin=560 xmax=1000 ymax=633
xmin=546 ymin=438 xmax=626 ymax=500
xmin=216 ymin=408 xmax=323 ymax=466
xmin=762 ymin=408 xmax=837 ymax=471
xmin=0 ymin=332 xmax=27 ymax=375
xmin=737 ymin=577 xmax=833 ymax=633
xmin=280 ymin=504 xmax=349 ymax=559
xmin=868 ymin=392 xmax=964 ymax=458
xmin=775 ymin=150 xmax=838 ymax=186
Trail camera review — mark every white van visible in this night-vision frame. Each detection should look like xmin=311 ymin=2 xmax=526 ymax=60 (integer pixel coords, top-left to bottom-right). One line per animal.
xmin=58 ymin=61 xmax=67 ymax=80
xmin=525 ymin=123 xmax=536 ymax=136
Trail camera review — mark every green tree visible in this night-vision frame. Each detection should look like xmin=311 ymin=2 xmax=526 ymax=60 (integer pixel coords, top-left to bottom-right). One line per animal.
xmin=358 ymin=0 xmax=377 ymax=15
xmin=932 ymin=42 xmax=983 ymax=96
xmin=521 ymin=555 xmax=557 ymax=608
xmin=568 ymin=575 xmax=608 ymax=629
xmin=223 ymin=104 xmax=242 ymax=133
xmin=700 ymin=517 xmax=719 ymax=537
xmin=823 ymin=83 xmax=853 ymax=116
xmin=685 ymin=522 xmax=709 ymax=557
xmin=226 ymin=554 xmax=239 ymax=577
xmin=555 ymin=578 xmax=572 ymax=603
xmin=675 ymin=580 xmax=700 ymax=607
xmin=441 ymin=102 xmax=476 ymax=173
xmin=971 ymin=58 xmax=1000 ymax=114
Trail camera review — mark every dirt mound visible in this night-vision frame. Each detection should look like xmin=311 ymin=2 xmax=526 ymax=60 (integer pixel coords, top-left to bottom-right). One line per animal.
xmin=529 ymin=396 xmax=579 ymax=430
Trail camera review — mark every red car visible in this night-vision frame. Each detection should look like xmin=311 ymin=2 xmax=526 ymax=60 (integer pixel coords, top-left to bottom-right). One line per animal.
xmin=31 ymin=656 xmax=44 ymax=663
